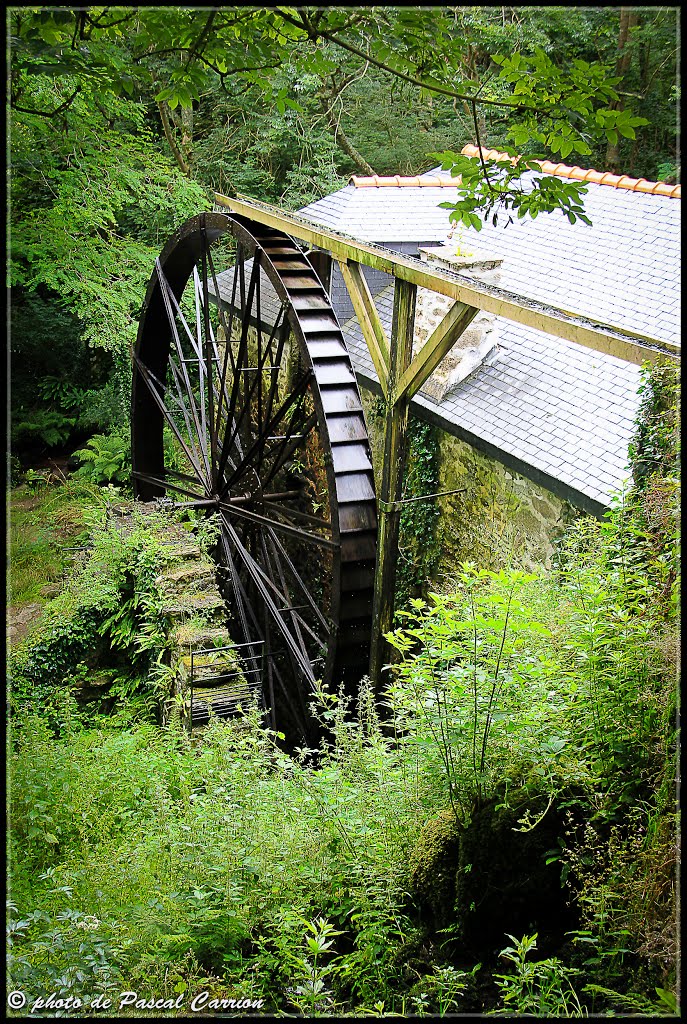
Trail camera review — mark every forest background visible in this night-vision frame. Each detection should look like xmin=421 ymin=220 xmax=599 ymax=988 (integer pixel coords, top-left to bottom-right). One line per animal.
xmin=7 ymin=5 xmax=680 ymax=1019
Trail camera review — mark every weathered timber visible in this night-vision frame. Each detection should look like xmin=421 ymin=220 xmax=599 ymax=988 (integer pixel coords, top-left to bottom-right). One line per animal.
xmin=214 ymin=192 xmax=679 ymax=367
xmin=369 ymin=277 xmax=418 ymax=688
xmin=396 ymin=300 xmax=479 ymax=403
xmin=306 ymin=248 xmax=333 ymax=293
xmin=338 ymin=259 xmax=391 ymax=397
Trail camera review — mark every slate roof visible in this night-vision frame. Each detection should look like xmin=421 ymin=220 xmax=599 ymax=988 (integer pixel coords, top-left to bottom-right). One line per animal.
xmin=300 ymin=165 xmax=680 ymax=348
xmin=340 ymin=283 xmax=642 ymax=516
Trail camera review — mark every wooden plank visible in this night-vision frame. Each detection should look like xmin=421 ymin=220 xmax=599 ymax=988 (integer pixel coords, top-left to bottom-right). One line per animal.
xmin=214 ymin=191 xmax=679 ymax=365
xmin=396 ymin=300 xmax=479 ymax=402
xmin=337 ymin=259 xmax=390 ymax=398
xmin=369 ymin=278 xmax=417 ymax=689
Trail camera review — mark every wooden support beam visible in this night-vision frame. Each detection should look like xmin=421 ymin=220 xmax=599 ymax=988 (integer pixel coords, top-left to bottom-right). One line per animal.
xmin=395 ymin=300 xmax=479 ymax=402
xmin=369 ymin=278 xmax=417 ymax=690
xmin=214 ymin=192 xmax=679 ymax=366
xmin=338 ymin=259 xmax=390 ymax=397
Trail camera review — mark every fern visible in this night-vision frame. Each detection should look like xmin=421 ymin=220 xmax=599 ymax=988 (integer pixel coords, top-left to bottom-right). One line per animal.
xmin=73 ymin=431 xmax=131 ymax=486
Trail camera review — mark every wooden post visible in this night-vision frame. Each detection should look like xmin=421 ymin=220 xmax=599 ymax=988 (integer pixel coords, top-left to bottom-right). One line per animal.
xmin=369 ymin=277 xmax=417 ymax=689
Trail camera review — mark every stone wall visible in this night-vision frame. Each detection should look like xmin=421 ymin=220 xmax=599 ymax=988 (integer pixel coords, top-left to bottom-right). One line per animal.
xmin=434 ymin=432 xmax=578 ymax=578
xmin=360 ymin=391 xmax=578 ymax=588
xmin=414 ymin=245 xmax=502 ymax=402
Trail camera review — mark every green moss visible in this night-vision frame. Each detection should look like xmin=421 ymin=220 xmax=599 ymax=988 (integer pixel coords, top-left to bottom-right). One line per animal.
xmin=408 ymin=810 xmax=462 ymax=930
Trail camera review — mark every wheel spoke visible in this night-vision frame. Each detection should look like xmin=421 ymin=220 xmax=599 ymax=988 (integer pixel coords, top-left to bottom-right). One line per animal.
xmin=132 ymin=354 xmax=208 ymax=484
xmin=200 ymin=225 xmax=217 ymax=482
xmin=204 ymin=244 xmax=243 ymax=458
xmin=261 ymin=410 xmax=318 ymax=491
xmin=255 ymin=310 xmax=291 ymax=481
xmin=259 ymin=531 xmax=323 ymax=657
xmin=219 ymin=300 xmax=290 ymax=482
xmin=215 ymin=254 xmax=262 ymax=485
xmin=131 ymin=470 xmax=207 ymax=502
xmin=218 ymin=525 xmax=311 ymax=734
xmin=265 ymin=527 xmax=332 ymax=633
xmin=261 ymin=500 xmax=331 ymax=534
xmin=218 ymin=501 xmax=338 ymax=550
xmin=220 ymin=369 xmax=313 ymax=495
xmin=156 ymin=260 xmax=211 ymax=482
xmin=161 ymin=268 xmax=211 ymax=464
xmin=193 ymin=264 xmax=238 ymax=455
xmin=218 ymin=527 xmax=267 ymax=673
xmin=221 ymin=515 xmax=317 ymax=685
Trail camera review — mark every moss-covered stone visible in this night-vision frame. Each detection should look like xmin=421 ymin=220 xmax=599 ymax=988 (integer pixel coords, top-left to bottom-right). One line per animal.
xmin=169 ymin=622 xmax=231 ymax=651
xmin=159 ymin=591 xmax=226 ymax=619
xmin=155 ymin=561 xmax=216 ymax=592
xmin=360 ymin=392 xmax=580 ymax=585
xmin=408 ymin=809 xmax=462 ymax=931
xmin=454 ymin=794 xmax=572 ymax=958
xmin=408 ymin=795 xmax=574 ymax=959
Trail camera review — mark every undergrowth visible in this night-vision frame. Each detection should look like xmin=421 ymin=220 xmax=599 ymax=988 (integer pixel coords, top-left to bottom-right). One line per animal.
xmin=6 ymin=362 xmax=679 ymax=1016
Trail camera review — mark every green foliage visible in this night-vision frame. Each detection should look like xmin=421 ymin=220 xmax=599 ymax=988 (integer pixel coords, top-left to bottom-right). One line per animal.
xmin=8 ymin=477 xmax=103 ymax=609
xmin=7 ymin=880 xmax=125 ymax=1006
xmin=9 ymin=502 xmax=172 ymax=731
xmin=545 ymin=392 xmax=679 ymax=1000
xmin=7 ymin=693 xmax=436 ymax=1014
xmin=435 ymin=150 xmax=592 ymax=231
xmin=10 ymin=86 xmax=209 ymax=355
xmin=193 ymin=65 xmax=348 ymax=208
xmin=11 ymin=5 xmax=675 ymax=232
xmin=491 ymin=933 xmax=584 ymax=1016
xmin=385 ymin=566 xmax=589 ymax=824
xmin=73 ymin=430 xmax=132 ymax=487
xmin=9 ymin=294 xmax=107 ymax=456
xmin=629 ymin=360 xmax=680 ymax=491
xmin=493 ymin=48 xmax=645 ymax=157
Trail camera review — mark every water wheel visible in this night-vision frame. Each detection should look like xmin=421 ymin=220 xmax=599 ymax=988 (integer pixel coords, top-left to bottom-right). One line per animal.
xmin=131 ymin=212 xmax=377 ymax=744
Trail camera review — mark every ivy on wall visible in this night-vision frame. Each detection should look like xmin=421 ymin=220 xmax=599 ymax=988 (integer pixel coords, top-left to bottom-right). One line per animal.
xmin=367 ymin=398 xmax=442 ymax=611
xmin=396 ymin=419 xmax=442 ymax=610
xmin=629 ymin=359 xmax=680 ymax=491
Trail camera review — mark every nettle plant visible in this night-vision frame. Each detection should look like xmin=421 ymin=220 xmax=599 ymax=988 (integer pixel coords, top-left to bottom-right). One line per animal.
xmin=384 ymin=564 xmax=587 ymax=825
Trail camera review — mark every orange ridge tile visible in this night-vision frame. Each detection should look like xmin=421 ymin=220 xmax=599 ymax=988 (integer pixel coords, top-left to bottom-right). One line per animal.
xmin=349 ymin=146 xmax=681 ymax=198
xmin=460 ymin=145 xmax=681 ymax=198
xmin=351 ymin=174 xmax=458 ymax=187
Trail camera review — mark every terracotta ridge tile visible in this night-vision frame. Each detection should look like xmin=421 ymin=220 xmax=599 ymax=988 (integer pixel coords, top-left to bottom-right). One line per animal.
xmin=459 ymin=144 xmax=680 ymax=197
xmin=349 ymin=148 xmax=681 ymax=197
xmin=350 ymin=173 xmax=457 ymax=188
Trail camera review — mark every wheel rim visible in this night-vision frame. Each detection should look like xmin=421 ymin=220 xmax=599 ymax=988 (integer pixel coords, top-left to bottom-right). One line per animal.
xmin=131 ymin=212 xmax=377 ymax=744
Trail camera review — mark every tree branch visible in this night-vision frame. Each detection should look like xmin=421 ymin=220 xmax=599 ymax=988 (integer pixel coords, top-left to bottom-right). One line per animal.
xmin=329 ymin=117 xmax=376 ymax=175
xmin=187 ymin=11 xmax=216 ymax=66
xmin=319 ymin=68 xmax=377 ymax=175
xmin=274 ymin=6 xmax=532 ymax=111
xmin=12 ymin=87 xmax=81 ymax=118
xmin=157 ymin=100 xmax=190 ymax=176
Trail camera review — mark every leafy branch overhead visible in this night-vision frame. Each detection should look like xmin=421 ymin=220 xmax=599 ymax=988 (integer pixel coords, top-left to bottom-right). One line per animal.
xmin=10 ymin=7 xmax=649 ymax=224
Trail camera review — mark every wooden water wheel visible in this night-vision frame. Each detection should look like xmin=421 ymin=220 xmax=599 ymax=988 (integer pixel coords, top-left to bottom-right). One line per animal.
xmin=131 ymin=212 xmax=377 ymax=744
